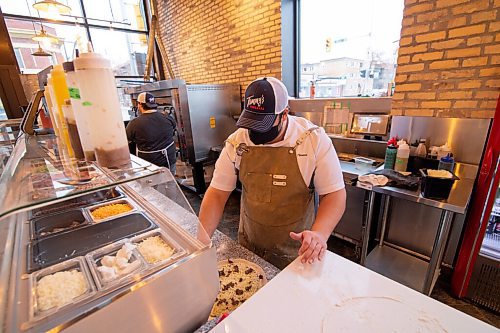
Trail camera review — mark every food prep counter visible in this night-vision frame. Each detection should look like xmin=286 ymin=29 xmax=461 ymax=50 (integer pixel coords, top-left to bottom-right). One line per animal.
xmin=0 ymin=134 xmax=221 ymax=333
xmin=210 ymin=251 xmax=497 ymax=332
xmin=335 ymin=153 xmax=478 ymax=295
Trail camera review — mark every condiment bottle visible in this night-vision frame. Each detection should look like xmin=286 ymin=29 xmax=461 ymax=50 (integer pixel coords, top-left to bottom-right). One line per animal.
xmin=384 ymin=137 xmax=398 ymax=169
xmin=50 ymin=65 xmax=76 ymax=159
xmin=43 ymin=80 xmax=61 ymax=138
xmin=415 ymin=139 xmax=427 ymax=158
xmin=51 ymin=64 xmax=85 ymax=159
xmin=437 ymin=142 xmax=452 ymax=160
xmin=74 ymin=45 xmax=131 ymax=168
xmin=394 ymin=140 xmax=409 ymax=172
xmin=310 ymin=81 xmax=315 ymax=99
xmin=63 ymin=61 xmax=96 ymax=161
xmin=438 ymin=154 xmax=455 ymax=173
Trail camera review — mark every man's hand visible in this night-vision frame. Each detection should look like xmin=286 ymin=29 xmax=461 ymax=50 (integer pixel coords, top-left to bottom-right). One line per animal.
xmin=290 ymin=230 xmax=327 ymax=264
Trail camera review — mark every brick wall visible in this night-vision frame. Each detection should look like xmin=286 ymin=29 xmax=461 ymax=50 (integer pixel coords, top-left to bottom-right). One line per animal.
xmin=392 ymin=0 xmax=499 ymax=118
xmin=156 ymin=0 xmax=281 ymax=91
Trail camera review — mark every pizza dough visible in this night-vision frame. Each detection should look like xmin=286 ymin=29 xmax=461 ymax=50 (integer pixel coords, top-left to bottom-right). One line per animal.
xmin=210 ymin=259 xmax=267 ymax=318
xmin=322 ymin=296 xmax=448 ymax=332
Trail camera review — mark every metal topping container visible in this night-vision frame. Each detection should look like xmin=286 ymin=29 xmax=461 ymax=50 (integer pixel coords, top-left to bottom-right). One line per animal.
xmin=74 ymin=47 xmax=131 ymax=168
xmin=63 ymin=61 xmax=96 ymax=161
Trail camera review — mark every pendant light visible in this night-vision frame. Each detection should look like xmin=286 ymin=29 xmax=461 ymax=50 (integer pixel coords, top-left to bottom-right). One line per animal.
xmin=33 ymin=0 xmax=71 ymax=14
xmin=29 ymin=18 xmax=52 ymax=57
xmin=32 ymin=25 xmax=59 ymax=44
xmin=31 ymin=43 xmax=52 ymax=57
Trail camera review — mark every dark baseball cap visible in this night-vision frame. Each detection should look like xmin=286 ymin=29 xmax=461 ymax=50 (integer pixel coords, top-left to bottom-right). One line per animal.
xmin=137 ymin=92 xmax=158 ymax=108
xmin=236 ymin=77 xmax=289 ymax=133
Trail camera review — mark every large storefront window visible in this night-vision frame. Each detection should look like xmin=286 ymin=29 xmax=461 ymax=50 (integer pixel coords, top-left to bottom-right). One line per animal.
xmin=0 ymin=0 xmax=150 ymax=78
xmin=90 ymin=28 xmax=147 ymax=76
xmin=6 ymin=19 xmax=88 ymax=74
xmin=299 ymin=0 xmax=404 ymax=98
xmin=83 ymin=0 xmax=146 ymax=31
xmin=0 ymin=0 xmax=84 ymax=21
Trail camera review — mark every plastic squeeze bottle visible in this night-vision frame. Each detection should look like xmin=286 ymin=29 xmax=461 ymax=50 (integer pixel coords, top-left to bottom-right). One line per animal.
xmin=384 ymin=137 xmax=398 ymax=169
xmin=50 ymin=65 xmax=77 ymax=159
xmin=415 ymin=139 xmax=427 ymax=158
xmin=43 ymin=80 xmax=61 ymax=138
xmin=63 ymin=61 xmax=96 ymax=161
xmin=394 ymin=140 xmax=410 ymax=172
xmin=437 ymin=142 xmax=452 ymax=160
xmin=74 ymin=45 xmax=131 ymax=168
xmin=51 ymin=64 xmax=85 ymax=159
xmin=438 ymin=154 xmax=455 ymax=173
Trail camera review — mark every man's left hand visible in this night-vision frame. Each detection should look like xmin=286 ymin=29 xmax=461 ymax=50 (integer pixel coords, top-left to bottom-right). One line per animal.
xmin=290 ymin=230 xmax=327 ymax=264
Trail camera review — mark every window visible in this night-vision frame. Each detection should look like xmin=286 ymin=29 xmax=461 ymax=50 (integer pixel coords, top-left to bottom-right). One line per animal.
xmin=0 ymin=97 xmax=6 ymax=120
xmin=0 ymin=0 xmax=84 ymax=21
xmin=299 ymin=0 xmax=403 ymax=98
xmin=0 ymin=0 xmax=152 ymax=79
xmin=90 ymin=28 xmax=147 ymax=76
xmin=13 ymin=48 xmax=25 ymax=69
xmin=5 ymin=19 xmax=88 ymax=74
xmin=82 ymin=0 xmax=146 ymax=31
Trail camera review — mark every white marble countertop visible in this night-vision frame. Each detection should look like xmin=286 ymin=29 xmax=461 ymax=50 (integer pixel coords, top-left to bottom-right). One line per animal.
xmin=211 ymin=251 xmax=496 ymax=333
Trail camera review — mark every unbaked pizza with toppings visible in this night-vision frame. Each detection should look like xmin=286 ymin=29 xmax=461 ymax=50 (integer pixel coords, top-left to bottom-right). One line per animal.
xmin=210 ymin=258 xmax=267 ymax=318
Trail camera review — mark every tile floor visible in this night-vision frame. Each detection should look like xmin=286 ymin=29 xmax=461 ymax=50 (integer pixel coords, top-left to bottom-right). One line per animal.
xmin=183 ymin=190 xmax=500 ymax=328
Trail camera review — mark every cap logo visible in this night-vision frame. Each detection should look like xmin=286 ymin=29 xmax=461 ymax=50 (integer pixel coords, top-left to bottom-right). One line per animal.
xmin=148 ymin=96 xmax=154 ymax=103
xmin=246 ymin=94 xmax=265 ymax=110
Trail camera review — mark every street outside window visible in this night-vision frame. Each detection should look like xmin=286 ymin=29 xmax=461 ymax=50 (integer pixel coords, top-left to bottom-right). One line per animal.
xmin=300 ymin=0 xmax=404 ymax=98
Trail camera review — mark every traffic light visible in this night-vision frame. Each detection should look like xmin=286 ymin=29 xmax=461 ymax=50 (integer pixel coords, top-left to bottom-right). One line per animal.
xmin=326 ymin=37 xmax=332 ymax=53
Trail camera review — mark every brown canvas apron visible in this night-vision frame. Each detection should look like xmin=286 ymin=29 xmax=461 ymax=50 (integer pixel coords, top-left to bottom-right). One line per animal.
xmin=229 ymin=128 xmax=318 ymax=269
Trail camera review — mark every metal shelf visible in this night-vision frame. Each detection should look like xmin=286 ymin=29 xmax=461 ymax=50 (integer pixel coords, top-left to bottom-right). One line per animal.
xmin=481 ymin=233 xmax=500 ymax=260
xmin=365 ymin=245 xmax=435 ymax=293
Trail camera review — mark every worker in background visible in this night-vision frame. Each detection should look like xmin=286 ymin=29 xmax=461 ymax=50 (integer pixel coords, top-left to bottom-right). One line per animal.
xmin=198 ymin=77 xmax=346 ymax=269
xmin=126 ymin=92 xmax=177 ymax=175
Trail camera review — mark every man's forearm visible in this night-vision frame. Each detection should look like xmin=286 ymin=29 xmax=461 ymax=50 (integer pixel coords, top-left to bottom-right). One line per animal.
xmin=311 ymin=188 xmax=347 ymax=239
xmin=199 ymin=186 xmax=232 ymax=238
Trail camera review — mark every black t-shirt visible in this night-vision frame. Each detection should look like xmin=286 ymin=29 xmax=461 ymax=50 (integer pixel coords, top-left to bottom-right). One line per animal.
xmin=126 ymin=111 xmax=176 ymax=167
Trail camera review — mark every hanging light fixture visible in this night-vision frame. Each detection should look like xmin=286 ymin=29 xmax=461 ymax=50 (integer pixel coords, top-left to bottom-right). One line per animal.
xmin=33 ymin=0 xmax=71 ymax=14
xmin=28 ymin=16 xmax=53 ymax=57
xmin=31 ymin=43 xmax=52 ymax=57
xmin=32 ymin=25 xmax=59 ymax=44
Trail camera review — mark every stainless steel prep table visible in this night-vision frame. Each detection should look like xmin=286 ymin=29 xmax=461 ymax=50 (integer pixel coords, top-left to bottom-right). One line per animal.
xmin=358 ymin=163 xmax=476 ymax=295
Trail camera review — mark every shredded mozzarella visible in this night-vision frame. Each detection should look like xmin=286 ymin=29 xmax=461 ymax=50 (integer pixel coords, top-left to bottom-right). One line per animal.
xmin=137 ymin=236 xmax=174 ymax=264
xmin=36 ymin=270 xmax=87 ymax=311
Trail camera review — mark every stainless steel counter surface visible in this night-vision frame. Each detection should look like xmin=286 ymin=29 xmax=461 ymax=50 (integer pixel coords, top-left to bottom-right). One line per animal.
xmin=371 ymin=179 xmax=474 ymax=214
xmin=339 ymin=161 xmax=477 ymax=214
xmin=339 ymin=160 xmax=374 ymax=179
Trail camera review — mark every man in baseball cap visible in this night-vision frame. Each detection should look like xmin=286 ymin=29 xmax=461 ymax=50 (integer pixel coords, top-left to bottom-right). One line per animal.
xmin=236 ymin=77 xmax=290 ymax=144
xmin=126 ymin=92 xmax=177 ymax=174
xmin=198 ymin=77 xmax=346 ymax=269
xmin=137 ymin=92 xmax=158 ymax=109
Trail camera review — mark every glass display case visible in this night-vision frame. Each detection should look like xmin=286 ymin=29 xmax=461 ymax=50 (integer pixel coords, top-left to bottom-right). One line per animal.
xmin=0 ymin=119 xmax=21 ymax=177
xmin=0 ymin=133 xmax=218 ymax=333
